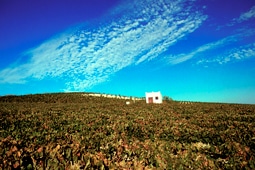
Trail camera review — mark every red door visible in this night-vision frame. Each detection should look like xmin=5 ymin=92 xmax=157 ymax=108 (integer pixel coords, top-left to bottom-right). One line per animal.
xmin=148 ymin=97 xmax=153 ymax=103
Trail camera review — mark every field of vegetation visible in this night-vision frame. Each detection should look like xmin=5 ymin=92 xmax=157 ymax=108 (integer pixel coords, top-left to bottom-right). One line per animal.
xmin=0 ymin=93 xmax=255 ymax=169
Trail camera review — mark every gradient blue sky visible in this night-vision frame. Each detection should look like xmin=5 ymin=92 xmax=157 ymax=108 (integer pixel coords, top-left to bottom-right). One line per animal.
xmin=0 ymin=0 xmax=255 ymax=104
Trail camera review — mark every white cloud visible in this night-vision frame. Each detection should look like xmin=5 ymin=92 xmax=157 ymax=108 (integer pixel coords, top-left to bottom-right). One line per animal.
xmin=168 ymin=35 xmax=236 ymax=64
xmin=0 ymin=64 xmax=31 ymax=84
xmin=167 ymin=28 xmax=255 ymax=65
xmin=0 ymin=0 xmax=206 ymax=91
xmin=197 ymin=43 xmax=255 ymax=65
xmin=237 ymin=6 xmax=255 ymax=22
xmin=218 ymin=43 xmax=255 ymax=64
xmin=219 ymin=5 xmax=255 ymax=29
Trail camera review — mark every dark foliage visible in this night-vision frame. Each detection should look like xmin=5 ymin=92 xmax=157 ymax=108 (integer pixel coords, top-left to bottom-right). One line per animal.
xmin=0 ymin=93 xmax=255 ymax=169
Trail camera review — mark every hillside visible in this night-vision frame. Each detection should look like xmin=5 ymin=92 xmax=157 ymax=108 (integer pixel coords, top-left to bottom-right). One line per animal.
xmin=0 ymin=93 xmax=255 ymax=169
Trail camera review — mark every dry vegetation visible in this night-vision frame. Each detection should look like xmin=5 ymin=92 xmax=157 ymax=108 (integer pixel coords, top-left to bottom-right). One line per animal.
xmin=0 ymin=93 xmax=255 ymax=169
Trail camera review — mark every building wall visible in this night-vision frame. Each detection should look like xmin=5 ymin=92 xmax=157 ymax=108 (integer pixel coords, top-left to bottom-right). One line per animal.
xmin=145 ymin=91 xmax=162 ymax=104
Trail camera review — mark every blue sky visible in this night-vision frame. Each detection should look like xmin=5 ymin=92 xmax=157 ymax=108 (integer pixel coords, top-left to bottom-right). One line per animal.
xmin=0 ymin=0 xmax=255 ymax=104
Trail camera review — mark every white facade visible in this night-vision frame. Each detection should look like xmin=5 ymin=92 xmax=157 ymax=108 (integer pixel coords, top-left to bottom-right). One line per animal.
xmin=145 ymin=91 xmax=162 ymax=104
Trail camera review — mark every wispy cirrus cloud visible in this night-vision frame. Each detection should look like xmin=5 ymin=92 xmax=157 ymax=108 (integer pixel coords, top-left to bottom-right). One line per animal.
xmin=218 ymin=5 xmax=255 ymax=30
xmin=0 ymin=0 xmax=206 ymax=91
xmin=184 ymin=4 xmax=255 ymax=67
xmin=167 ymin=34 xmax=239 ymax=65
xmin=167 ymin=27 xmax=255 ymax=65
xmin=197 ymin=43 xmax=255 ymax=65
xmin=236 ymin=5 xmax=255 ymax=22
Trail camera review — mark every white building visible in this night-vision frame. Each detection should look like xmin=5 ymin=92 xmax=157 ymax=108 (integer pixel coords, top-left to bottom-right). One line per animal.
xmin=145 ymin=91 xmax=162 ymax=104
